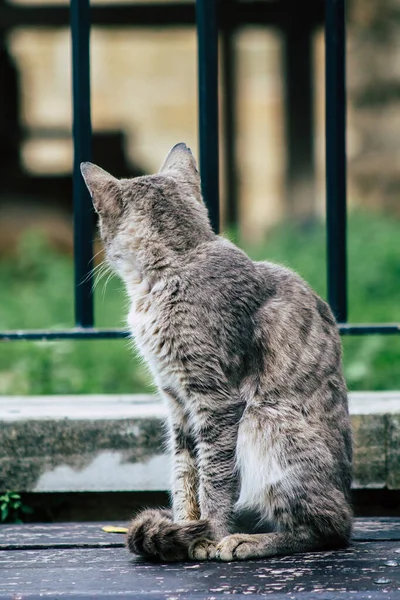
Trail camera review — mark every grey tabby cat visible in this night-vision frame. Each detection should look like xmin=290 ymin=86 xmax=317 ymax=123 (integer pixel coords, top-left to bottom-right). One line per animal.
xmin=81 ymin=143 xmax=352 ymax=562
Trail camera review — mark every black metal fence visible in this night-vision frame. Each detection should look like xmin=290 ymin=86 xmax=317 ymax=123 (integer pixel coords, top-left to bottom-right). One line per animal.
xmin=0 ymin=0 xmax=398 ymax=341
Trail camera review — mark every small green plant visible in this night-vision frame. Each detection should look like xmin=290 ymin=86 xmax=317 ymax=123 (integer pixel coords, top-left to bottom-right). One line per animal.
xmin=0 ymin=492 xmax=33 ymax=524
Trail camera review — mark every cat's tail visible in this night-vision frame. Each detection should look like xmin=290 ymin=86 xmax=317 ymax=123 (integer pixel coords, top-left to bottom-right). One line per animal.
xmin=126 ymin=508 xmax=211 ymax=562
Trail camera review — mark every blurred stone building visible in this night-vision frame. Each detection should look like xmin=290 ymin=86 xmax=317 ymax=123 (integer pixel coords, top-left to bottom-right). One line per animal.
xmin=346 ymin=0 xmax=400 ymax=214
xmin=0 ymin=0 xmax=399 ymax=250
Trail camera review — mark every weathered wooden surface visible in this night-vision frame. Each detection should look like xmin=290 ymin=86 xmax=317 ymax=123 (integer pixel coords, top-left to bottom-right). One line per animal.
xmin=0 ymin=522 xmax=125 ymax=550
xmin=1 ymin=518 xmax=400 ymax=549
xmin=352 ymin=517 xmax=400 ymax=541
xmin=0 ymin=519 xmax=400 ymax=599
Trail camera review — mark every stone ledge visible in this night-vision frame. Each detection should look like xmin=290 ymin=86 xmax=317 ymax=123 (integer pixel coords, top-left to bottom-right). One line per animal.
xmin=0 ymin=392 xmax=399 ymax=492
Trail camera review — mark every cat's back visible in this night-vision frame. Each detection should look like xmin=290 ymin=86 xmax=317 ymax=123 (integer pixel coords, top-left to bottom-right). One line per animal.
xmin=253 ymin=258 xmax=341 ymax=347
xmin=185 ymin=239 xmax=338 ymax=338
xmin=153 ymin=238 xmax=268 ymax=330
xmin=248 ymin=259 xmax=348 ymax=421
xmin=152 ymin=239 xmax=341 ymax=370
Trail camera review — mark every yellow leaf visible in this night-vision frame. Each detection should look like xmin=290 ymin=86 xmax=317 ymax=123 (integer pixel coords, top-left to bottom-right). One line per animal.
xmin=102 ymin=525 xmax=128 ymax=534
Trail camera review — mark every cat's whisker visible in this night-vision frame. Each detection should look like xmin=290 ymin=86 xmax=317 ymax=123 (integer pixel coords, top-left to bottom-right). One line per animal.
xmin=89 ymin=247 xmax=105 ymax=265
xmin=90 ymin=263 xmax=111 ymax=294
xmin=81 ymin=260 xmax=107 ymax=286
xmin=101 ymin=270 xmax=114 ymax=302
xmin=93 ymin=271 xmax=109 ymax=294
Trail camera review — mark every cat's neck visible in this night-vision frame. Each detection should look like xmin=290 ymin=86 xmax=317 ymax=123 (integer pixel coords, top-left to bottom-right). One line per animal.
xmin=125 ymin=271 xmax=151 ymax=300
xmin=122 ymin=235 xmax=216 ymax=298
xmin=121 ymin=248 xmax=172 ymax=300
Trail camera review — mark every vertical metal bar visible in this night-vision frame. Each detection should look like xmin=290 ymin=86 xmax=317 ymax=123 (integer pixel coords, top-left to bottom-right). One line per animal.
xmin=196 ymin=0 xmax=220 ymax=233
xmin=325 ymin=0 xmax=347 ymax=322
xmin=221 ymin=21 xmax=238 ymax=229
xmin=70 ymin=0 xmax=94 ymax=327
xmin=283 ymin=23 xmax=315 ymax=220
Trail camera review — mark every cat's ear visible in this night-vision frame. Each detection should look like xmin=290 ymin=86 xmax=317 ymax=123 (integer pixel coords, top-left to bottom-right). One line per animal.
xmin=159 ymin=143 xmax=200 ymax=181
xmin=80 ymin=162 xmax=122 ymax=215
xmin=159 ymin=143 xmax=202 ymax=202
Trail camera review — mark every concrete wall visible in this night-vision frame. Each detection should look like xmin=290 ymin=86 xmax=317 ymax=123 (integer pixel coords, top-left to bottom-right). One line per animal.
xmin=1 ymin=392 xmax=400 ymax=493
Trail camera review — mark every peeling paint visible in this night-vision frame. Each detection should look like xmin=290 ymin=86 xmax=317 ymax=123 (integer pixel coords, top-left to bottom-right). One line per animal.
xmin=34 ymin=451 xmax=170 ymax=492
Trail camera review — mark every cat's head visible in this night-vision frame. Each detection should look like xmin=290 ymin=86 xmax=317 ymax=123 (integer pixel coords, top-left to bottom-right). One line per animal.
xmin=81 ymin=143 xmax=213 ymax=278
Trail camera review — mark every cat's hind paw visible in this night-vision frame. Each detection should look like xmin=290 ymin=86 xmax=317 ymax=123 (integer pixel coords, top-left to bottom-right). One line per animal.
xmin=188 ymin=538 xmax=217 ymax=560
xmin=215 ymin=534 xmax=258 ymax=562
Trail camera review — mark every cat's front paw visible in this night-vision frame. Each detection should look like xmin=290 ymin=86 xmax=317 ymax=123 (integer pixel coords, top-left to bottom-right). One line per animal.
xmin=215 ymin=534 xmax=257 ymax=562
xmin=188 ymin=538 xmax=217 ymax=560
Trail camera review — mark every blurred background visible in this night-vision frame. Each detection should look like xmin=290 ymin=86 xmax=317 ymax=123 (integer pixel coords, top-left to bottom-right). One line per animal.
xmin=0 ymin=0 xmax=399 ymax=395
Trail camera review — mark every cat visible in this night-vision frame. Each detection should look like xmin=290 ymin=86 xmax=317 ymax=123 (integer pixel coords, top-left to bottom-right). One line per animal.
xmin=81 ymin=142 xmax=352 ymax=562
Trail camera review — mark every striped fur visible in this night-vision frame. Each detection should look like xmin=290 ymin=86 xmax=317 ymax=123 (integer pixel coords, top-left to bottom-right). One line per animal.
xmin=81 ymin=143 xmax=352 ymax=562
xmin=126 ymin=509 xmax=211 ymax=562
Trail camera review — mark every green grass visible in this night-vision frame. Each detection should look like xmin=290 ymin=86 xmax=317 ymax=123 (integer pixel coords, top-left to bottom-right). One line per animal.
xmin=0 ymin=210 xmax=399 ymax=395
xmin=0 ymin=234 xmax=152 ymax=395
